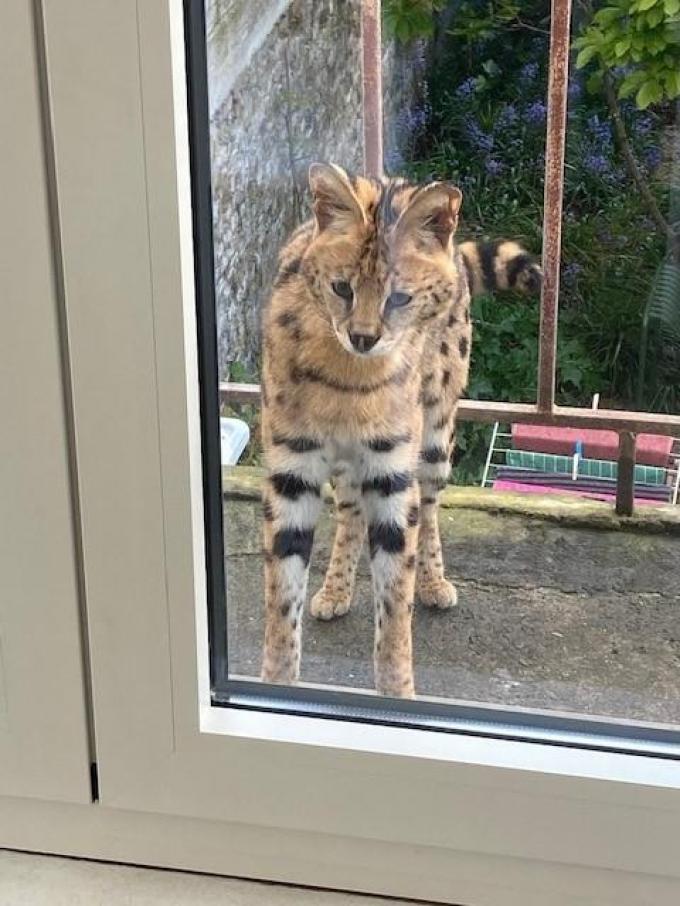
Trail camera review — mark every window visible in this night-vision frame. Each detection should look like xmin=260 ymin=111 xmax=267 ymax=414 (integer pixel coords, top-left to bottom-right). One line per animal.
xmin=5 ymin=2 xmax=679 ymax=900
xmin=185 ymin=0 xmax=680 ymax=754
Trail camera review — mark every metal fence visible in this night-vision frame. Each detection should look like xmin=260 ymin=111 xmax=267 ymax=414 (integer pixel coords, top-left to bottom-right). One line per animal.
xmin=219 ymin=0 xmax=680 ymax=516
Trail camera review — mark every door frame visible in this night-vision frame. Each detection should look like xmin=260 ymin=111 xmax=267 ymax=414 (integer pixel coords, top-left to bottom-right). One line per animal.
xmin=0 ymin=0 xmax=92 ymax=804
xmin=12 ymin=0 xmax=680 ymax=902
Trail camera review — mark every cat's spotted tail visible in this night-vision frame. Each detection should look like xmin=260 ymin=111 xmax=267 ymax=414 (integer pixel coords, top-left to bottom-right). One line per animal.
xmin=459 ymin=240 xmax=542 ymax=297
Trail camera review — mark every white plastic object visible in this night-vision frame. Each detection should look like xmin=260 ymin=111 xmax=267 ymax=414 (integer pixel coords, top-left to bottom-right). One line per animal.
xmin=220 ymin=417 xmax=250 ymax=465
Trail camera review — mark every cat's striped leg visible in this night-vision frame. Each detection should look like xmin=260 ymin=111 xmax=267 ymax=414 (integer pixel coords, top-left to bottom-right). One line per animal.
xmin=416 ymin=415 xmax=457 ymax=610
xmin=311 ymin=471 xmax=365 ymax=620
xmin=362 ymin=466 xmax=420 ymax=698
xmin=261 ymin=440 xmax=328 ymax=684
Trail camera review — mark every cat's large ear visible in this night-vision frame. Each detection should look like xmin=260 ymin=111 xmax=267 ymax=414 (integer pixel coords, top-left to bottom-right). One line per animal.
xmin=396 ymin=182 xmax=462 ymax=250
xmin=308 ymin=163 xmax=366 ymax=233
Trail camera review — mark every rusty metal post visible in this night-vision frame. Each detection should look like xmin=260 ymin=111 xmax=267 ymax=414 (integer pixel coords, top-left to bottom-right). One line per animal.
xmin=537 ymin=0 xmax=572 ymax=412
xmin=615 ymin=431 xmax=637 ymax=517
xmin=361 ymin=0 xmax=383 ymax=178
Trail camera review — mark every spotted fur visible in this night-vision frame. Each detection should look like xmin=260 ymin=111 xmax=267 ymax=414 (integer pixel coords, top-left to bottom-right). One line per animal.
xmin=260 ymin=164 xmax=541 ymax=698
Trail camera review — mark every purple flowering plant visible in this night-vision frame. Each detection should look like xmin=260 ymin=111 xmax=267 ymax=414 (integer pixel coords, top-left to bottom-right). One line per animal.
xmin=393 ymin=0 xmax=678 ymax=473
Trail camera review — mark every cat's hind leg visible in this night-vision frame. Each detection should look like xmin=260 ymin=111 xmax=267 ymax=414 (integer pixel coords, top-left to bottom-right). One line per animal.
xmin=310 ymin=471 xmax=365 ymax=620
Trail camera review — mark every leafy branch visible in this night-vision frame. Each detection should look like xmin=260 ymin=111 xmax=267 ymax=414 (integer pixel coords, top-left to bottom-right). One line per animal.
xmin=574 ymin=0 xmax=680 ymax=253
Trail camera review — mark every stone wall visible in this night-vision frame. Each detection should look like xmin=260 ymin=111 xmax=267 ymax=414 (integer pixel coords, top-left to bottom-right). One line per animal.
xmin=208 ymin=0 xmax=425 ymax=377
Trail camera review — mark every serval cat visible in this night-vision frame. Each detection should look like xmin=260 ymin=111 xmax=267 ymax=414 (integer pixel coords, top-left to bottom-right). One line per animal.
xmin=260 ymin=163 xmax=541 ymax=697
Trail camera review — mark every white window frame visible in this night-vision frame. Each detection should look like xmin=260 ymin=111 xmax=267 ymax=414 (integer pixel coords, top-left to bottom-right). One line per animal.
xmin=3 ymin=1 xmax=680 ymax=903
xmin=0 ymin=0 xmax=92 ymax=804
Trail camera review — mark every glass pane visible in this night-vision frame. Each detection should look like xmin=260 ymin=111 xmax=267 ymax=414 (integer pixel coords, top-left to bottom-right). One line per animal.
xmin=198 ymin=0 xmax=680 ymax=743
xmin=557 ymin=0 xmax=680 ymax=418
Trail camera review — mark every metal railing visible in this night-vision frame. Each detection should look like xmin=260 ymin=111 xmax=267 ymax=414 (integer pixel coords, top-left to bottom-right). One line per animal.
xmin=219 ymin=0 xmax=680 ymax=516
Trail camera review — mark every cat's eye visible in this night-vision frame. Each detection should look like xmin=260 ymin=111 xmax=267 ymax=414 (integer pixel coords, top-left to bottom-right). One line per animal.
xmin=331 ymin=280 xmax=354 ymax=301
xmin=385 ymin=290 xmax=412 ymax=312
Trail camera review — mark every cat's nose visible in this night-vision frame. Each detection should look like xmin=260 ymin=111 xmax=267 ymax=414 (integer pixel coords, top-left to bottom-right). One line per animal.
xmin=349 ymin=332 xmax=379 ymax=353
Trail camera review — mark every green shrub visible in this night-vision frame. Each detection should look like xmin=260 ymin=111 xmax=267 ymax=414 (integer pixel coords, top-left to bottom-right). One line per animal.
xmin=393 ymin=0 xmax=677 ymax=481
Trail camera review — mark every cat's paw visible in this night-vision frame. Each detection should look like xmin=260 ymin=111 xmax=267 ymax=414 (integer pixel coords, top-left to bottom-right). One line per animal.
xmin=310 ymin=587 xmax=352 ymax=620
xmin=417 ymin=579 xmax=458 ymax=610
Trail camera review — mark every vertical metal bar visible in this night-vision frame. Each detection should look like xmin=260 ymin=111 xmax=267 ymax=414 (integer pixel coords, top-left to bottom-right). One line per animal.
xmin=615 ymin=431 xmax=636 ymax=517
xmin=361 ymin=0 xmax=383 ymax=178
xmin=537 ymin=0 xmax=572 ymax=412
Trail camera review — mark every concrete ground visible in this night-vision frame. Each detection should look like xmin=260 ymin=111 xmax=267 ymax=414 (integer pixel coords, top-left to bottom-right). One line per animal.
xmin=224 ymin=472 xmax=680 ymax=724
xmin=0 ymin=851 xmax=408 ymax=906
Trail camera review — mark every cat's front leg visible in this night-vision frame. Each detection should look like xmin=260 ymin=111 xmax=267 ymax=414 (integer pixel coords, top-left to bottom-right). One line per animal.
xmin=361 ymin=463 xmax=420 ymax=698
xmin=261 ymin=439 xmax=328 ymax=685
xmin=311 ymin=469 xmax=365 ymax=620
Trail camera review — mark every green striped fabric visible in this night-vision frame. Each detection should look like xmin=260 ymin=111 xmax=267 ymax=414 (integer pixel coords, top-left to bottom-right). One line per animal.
xmin=506 ymin=450 xmax=667 ymax=486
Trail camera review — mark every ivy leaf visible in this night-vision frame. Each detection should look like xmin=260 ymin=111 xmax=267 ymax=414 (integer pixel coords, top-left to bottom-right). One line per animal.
xmin=664 ymin=68 xmax=680 ymax=95
xmin=636 ymin=78 xmax=662 ymax=106
xmin=665 ymin=0 xmax=680 ymax=13
xmin=618 ymin=71 xmax=644 ymax=96
xmin=595 ymin=5 xmax=625 ymax=24
xmin=576 ymin=44 xmax=599 ymax=67
xmin=637 ymin=0 xmax=659 ymax=10
xmin=646 ymin=5 xmax=665 ymax=24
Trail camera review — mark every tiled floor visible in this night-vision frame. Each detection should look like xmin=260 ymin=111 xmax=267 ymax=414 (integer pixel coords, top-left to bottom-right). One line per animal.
xmin=0 ymin=850 xmax=411 ymax=906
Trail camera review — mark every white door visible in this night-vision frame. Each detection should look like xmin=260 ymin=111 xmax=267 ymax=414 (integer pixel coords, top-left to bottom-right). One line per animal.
xmin=0 ymin=0 xmax=92 ymax=804
xmin=26 ymin=1 xmax=680 ymax=902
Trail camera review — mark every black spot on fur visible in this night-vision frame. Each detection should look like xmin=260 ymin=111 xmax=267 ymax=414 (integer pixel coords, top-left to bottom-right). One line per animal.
xmin=272 ymin=528 xmax=314 ymax=565
xmin=407 ymin=504 xmax=420 ymax=526
xmin=442 ymin=370 xmax=450 ymax=387
xmin=280 ymin=601 xmax=291 ymax=617
xmin=362 ymin=473 xmax=413 ymax=496
xmin=270 ymin=472 xmax=320 ymax=500
xmin=366 ymin=433 xmax=411 ymax=452
xmin=421 ymin=446 xmax=448 ymax=464
xmin=382 ymin=599 xmax=393 ymax=618
xmin=272 ymin=435 xmax=322 ymax=453
xmin=290 ymin=363 xmax=412 ymax=394
xmin=480 ymin=240 xmax=501 ymax=293
xmin=275 ymin=257 xmax=302 ymax=287
xmin=406 ymin=554 xmax=416 ymax=569
xmin=421 ymin=496 xmax=437 ymax=505
xmin=448 ymin=312 xmax=457 ymax=327
xmin=368 ymin=522 xmax=405 ymax=556
xmin=263 ymin=500 xmax=274 ymax=521
xmin=464 ymin=307 xmax=470 ymax=323
xmin=337 ymin=501 xmax=355 ymax=510
xmin=459 ymin=336 xmax=469 ymax=358
xmin=507 ymin=253 xmax=533 ymax=288
xmin=277 ymin=310 xmax=299 ymax=330
xmin=433 ymin=414 xmax=449 ymax=430
xmin=440 ymin=341 xmax=449 ymax=356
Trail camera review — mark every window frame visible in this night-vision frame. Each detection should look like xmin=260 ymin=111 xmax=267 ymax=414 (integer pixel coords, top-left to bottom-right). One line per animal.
xmin=26 ymin=0 xmax=680 ymax=900
xmin=187 ymin=0 xmax=680 ymax=757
